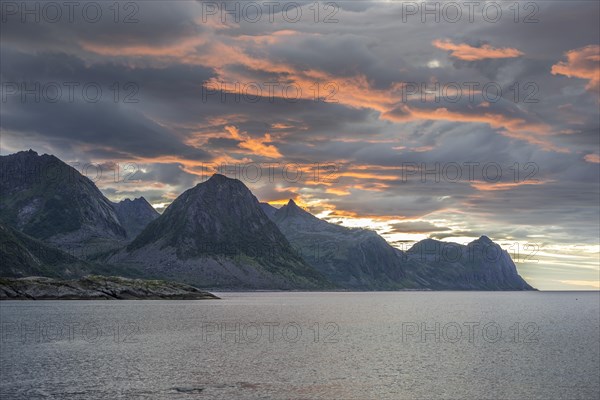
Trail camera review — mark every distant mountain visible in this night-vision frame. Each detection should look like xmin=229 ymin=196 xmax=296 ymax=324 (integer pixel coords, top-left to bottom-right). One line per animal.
xmin=112 ymin=197 xmax=159 ymax=239
xmin=403 ymin=236 xmax=534 ymax=290
xmin=271 ymin=200 xmax=534 ymax=290
xmin=0 ymin=222 xmax=136 ymax=279
xmin=0 ymin=222 xmax=83 ymax=278
xmin=112 ymin=175 xmax=331 ymax=289
xmin=0 ymin=150 xmax=126 ymax=255
xmin=259 ymin=202 xmax=278 ymax=219
xmin=272 ymin=199 xmax=411 ymax=289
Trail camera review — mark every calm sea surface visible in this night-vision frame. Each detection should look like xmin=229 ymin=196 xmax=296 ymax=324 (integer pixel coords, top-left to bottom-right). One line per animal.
xmin=1 ymin=292 xmax=599 ymax=399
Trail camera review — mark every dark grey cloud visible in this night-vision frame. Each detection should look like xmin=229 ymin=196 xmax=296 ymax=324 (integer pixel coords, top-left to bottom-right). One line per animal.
xmin=388 ymin=221 xmax=451 ymax=234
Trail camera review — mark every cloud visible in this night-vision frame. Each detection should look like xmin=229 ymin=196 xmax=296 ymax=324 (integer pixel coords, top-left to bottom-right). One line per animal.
xmin=225 ymin=126 xmax=283 ymax=159
xmin=551 ymin=45 xmax=600 ymax=93
xmin=80 ymin=36 xmax=208 ymax=58
xmin=584 ymin=153 xmax=600 ymax=164
xmin=432 ymin=39 xmax=524 ymax=61
xmin=559 ymin=280 xmax=600 ymax=289
xmin=325 ymin=187 xmax=351 ymax=196
xmin=383 ymin=103 xmax=562 ymax=152
xmin=388 ymin=221 xmax=451 ymax=234
xmin=470 ymin=180 xmax=553 ymax=192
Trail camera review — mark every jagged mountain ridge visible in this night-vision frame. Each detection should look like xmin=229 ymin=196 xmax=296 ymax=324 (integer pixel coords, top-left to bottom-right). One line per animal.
xmin=270 ymin=199 xmax=533 ymax=290
xmin=0 ymin=150 xmax=535 ymax=291
xmin=112 ymin=197 xmax=160 ymax=239
xmin=113 ymin=175 xmax=331 ymax=289
xmin=271 ymin=199 xmax=410 ymax=289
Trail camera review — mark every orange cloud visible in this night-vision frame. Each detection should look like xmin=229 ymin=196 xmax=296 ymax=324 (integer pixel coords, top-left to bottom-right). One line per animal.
xmin=339 ymin=171 xmax=398 ymax=181
xmin=80 ymin=36 xmax=207 ymax=58
xmin=225 ymin=126 xmax=282 ymax=159
xmin=83 ymin=26 xmax=560 ymax=154
xmin=351 ymin=165 xmax=400 ymax=171
xmin=383 ymin=105 xmax=564 ymax=152
xmin=325 ymin=187 xmax=351 ymax=196
xmin=584 ymin=153 xmax=600 ymax=164
xmin=470 ymin=180 xmax=552 ymax=191
xmin=351 ymin=182 xmax=390 ymax=192
xmin=559 ymin=280 xmax=600 ymax=289
xmin=271 ymin=122 xmax=295 ymax=130
xmin=432 ymin=39 xmax=524 ymax=61
xmin=552 ymin=45 xmax=600 ymax=93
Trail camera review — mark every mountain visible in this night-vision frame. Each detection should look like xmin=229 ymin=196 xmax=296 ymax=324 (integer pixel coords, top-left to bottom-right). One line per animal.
xmin=0 ymin=150 xmax=126 ymax=255
xmin=403 ymin=236 xmax=534 ymax=290
xmin=111 ymin=175 xmax=331 ymax=289
xmin=259 ymin=202 xmax=278 ymax=219
xmin=0 ymin=222 xmax=137 ymax=279
xmin=112 ymin=197 xmax=159 ymax=239
xmin=272 ymin=199 xmax=411 ymax=289
xmin=0 ymin=222 xmax=84 ymax=278
xmin=271 ymin=200 xmax=534 ymax=290
xmin=0 ymin=150 xmax=534 ymax=291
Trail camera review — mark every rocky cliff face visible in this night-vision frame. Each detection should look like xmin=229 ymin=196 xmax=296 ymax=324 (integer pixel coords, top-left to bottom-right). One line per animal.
xmin=0 ymin=276 xmax=219 ymax=300
xmin=114 ymin=175 xmax=331 ymax=290
xmin=0 ymin=150 xmax=126 ymax=256
xmin=112 ymin=197 xmax=159 ymax=239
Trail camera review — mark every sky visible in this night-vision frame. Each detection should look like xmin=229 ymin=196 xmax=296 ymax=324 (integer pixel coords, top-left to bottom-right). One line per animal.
xmin=1 ymin=1 xmax=599 ymax=290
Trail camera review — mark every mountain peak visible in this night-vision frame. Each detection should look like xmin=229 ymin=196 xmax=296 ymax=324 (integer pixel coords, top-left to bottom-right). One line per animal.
xmin=124 ymin=171 xmax=329 ymax=289
xmin=126 ymin=196 xmax=151 ymax=205
xmin=281 ymin=199 xmax=309 ymax=215
xmin=274 ymin=198 xmax=323 ymax=225
xmin=407 ymin=238 xmax=444 ymax=253
xmin=130 ymin=172 xmax=270 ymax=253
xmin=115 ymin=196 xmax=153 ymax=208
xmin=476 ymin=235 xmax=493 ymax=244
xmin=4 ymin=149 xmax=39 ymax=160
xmin=112 ymin=196 xmax=159 ymax=239
xmin=0 ymin=150 xmax=127 ymax=248
xmin=206 ymin=173 xmax=236 ymax=184
xmin=13 ymin=149 xmax=39 ymax=156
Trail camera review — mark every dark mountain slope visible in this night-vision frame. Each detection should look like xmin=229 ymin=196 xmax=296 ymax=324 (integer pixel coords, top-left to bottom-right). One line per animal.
xmin=403 ymin=236 xmax=534 ymax=290
xmin=113 ymin=175 xmax=331 ymax=289
xmin=0 ymin=150 xmax=126 ymax=255
xmin=272 ymin=199 xmax=410 ymax=289
xmin=272 ymin=200 xmax=534 ymax=290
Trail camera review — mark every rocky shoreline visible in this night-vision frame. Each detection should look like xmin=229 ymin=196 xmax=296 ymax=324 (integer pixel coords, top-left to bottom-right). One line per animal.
xmin=0 ymin=276 xmax=220 ymax=300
